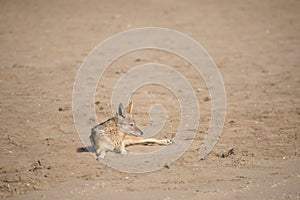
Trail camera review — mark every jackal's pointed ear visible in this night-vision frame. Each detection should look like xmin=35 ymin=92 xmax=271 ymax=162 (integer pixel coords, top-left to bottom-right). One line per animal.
xmin=126 ymin=100 xmax=133 ymax=114
xmin=118 ymin=103 xmax=126 ymax=118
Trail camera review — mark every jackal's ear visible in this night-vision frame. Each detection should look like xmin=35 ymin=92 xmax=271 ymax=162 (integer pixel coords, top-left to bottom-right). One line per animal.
xmin=126 ymin=100 xmax=133 ymax=114
xmin=118 ymin=103 xmax=126 ymax=118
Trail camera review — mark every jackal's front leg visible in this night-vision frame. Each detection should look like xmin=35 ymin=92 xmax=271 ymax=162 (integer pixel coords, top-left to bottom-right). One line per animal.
xmin=120 ymin=142 xmax=127 ymax=155
xmin=124 ymin=135 xmax=173 ymax=146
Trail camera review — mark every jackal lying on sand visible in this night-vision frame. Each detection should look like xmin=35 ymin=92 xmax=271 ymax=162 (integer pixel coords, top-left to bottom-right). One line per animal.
xmin=90 ymin=101 xmax=172 ymax=159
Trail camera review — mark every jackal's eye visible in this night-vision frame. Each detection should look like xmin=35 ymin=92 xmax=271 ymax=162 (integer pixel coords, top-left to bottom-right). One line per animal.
xmin=129 ymin=123 xmax=134 ymax=127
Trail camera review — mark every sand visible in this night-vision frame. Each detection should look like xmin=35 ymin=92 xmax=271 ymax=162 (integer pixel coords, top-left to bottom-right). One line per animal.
xmin=0 ymin=0 xmax=299 ymax=199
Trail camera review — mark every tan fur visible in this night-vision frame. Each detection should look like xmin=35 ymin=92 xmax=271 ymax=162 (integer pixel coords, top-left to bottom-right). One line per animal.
xmin=123 ymin=135 xmax=172 ymax=146
xmin=90 ymin=101 xmax=172 ymax=159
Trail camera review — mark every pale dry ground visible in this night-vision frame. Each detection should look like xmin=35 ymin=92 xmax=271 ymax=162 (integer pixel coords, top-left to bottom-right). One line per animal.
xmin=0 ymin=0 xmax=300 ymax=199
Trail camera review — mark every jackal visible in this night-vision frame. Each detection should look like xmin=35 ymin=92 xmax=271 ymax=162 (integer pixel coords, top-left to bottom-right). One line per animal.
xmin=90 ymin=101 xmax=172 ymax=159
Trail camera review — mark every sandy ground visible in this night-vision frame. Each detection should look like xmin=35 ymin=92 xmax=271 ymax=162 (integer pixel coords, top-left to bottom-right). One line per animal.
xmin=0 ymin=0 xmax=300 ymax=199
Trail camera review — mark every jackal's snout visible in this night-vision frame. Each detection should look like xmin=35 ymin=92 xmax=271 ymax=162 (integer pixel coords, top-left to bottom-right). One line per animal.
xmin=131 ymin=125 xmax=143 ymax=137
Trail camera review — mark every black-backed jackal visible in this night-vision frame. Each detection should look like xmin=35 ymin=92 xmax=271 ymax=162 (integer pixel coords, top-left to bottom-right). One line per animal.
xmin=90 ymin=101 xmax=172 ymax=159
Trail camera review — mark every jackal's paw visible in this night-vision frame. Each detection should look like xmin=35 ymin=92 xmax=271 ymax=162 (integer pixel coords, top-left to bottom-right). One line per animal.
xmin=96 ymin=150 xmax=106 ymax=160
xmin=120 ymin=149 xmax=128 ymax=155
xmin=162 ymin=139 xmax=173 ymax=145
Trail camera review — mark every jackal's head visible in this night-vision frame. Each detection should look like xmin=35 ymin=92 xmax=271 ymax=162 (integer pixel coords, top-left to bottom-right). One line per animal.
xmin=116 ymin=100 xmax=143 ymax=137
